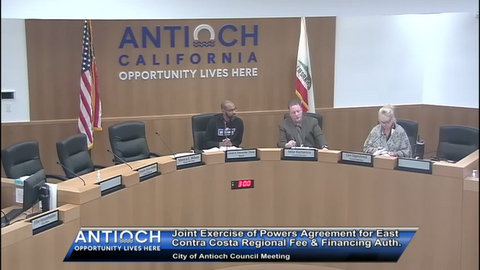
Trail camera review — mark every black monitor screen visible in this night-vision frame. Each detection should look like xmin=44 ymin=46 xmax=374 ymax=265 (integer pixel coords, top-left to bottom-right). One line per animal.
xmin=23 ymin=170 xmax=46 ymax=212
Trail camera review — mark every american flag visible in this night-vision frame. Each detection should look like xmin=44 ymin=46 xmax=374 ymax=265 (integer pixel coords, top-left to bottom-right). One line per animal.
xmin=78 ymin=20 xmax=102 ymax=149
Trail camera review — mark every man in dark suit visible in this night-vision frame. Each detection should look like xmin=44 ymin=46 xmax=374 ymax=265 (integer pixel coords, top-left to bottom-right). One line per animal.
xmin=278 ymin=99 xmax=327 ymax=149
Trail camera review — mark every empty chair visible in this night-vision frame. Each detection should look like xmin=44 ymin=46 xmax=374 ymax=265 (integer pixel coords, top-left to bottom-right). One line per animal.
xmin=56 ymin=133 xmax=105 ymax=179
xmin=397 ymin=119 xmax=419 ymax=157
xmin=284 ymin=112 xmax=323 ymax=129
xmin=437 ymin=125 xmax=479 ymax=162
xmin=191 ymin=113 xmax=219 ymax=151
xmin=108 ymin=121 xmax=160 ymax=164
xmin=1 ymin=140 xmax=65 ymax=182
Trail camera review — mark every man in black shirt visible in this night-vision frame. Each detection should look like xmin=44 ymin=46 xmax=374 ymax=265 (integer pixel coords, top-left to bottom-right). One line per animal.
xmin=204 ymin=100 xmax=244 ymax=149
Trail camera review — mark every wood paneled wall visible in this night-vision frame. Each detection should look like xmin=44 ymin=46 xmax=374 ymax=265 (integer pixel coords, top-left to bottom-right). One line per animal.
xmin=25 ymin=18 xmax=335 ymax=120
xmin=3 ymin=19 xmax=478 ymax=178
xmin=1 ymin=104 xmax=478 ymax=177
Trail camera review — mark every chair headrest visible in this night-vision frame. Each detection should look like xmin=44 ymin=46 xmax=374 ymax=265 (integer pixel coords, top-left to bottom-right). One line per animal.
xmin=109 ymin=121 xmax=147 ymax=141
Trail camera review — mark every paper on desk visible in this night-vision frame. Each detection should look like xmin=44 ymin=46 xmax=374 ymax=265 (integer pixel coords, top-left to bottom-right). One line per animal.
xmin=203 ymin=146 xmax=242 ymax=153
xmin=45 ymin=183 xmax=58 ymax=209
xmin=170 ymin=152 xmax=195 ymax=158
xmin=15 ymin=175 xmax=30 ymax=203
xmin=16 ymin=189 xmax=23 ymax=204
xmin=292 ymin=146 xmax=316 ymax=150
xmin=373 ymin=148 xmax=389 ymax=156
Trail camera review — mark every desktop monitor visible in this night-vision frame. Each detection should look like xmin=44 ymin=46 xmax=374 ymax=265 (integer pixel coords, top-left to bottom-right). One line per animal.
xmin=1 ymin=170 xmax=47 ymax=227
xmin=23 ymin=169 xmax=47 ymax=213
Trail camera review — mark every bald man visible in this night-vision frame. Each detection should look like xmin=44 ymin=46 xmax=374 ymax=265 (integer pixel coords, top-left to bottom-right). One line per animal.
xmin=204 ymin=100 xmax=244 ymax=149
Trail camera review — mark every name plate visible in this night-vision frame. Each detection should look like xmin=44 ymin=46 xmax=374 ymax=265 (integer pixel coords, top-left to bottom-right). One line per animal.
xmin=339 ymin=151 xmax=374 ymax=167
xmin=176 ymin=153 xmax=204 ymax=169
xmin=97 ymin=175 xmax=125 ymax=196
xmin=31 ymin=210 xmax=63 ymax=235
xmin=225 ymin=149 xmax=259 ymax=162
xmin=136 ymin=163 xmax=160 ymax=181
xmin=396 ymin=158 xmax=432 ymax=174
xmin=281 ymin=148 xmax=318 ymax=161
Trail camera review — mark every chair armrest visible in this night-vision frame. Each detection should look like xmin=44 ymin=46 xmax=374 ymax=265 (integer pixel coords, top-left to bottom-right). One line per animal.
xmin=46 ymin=174 xmax=67 ymax=181
xmin=149 ymin=152 xmax=161 ymax=157
xmin=192 ymin=146 xmax=204 ymax=153
xmin=93 ymin=165 xmax=107 ymax=170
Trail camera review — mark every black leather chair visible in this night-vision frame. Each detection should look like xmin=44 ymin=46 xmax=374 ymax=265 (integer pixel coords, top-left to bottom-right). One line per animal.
xmin=305 ymin=112 xmax=323 ymax=130
xmin=284 ymin=112 xmax=323 ymax=129
xmin=437 ymin=125 xmax=479 ymax=162
xmin=1 ymin=140 xmax=66 ymax=181
xmin=397 ymin=119 xmax=419 ymax=157
xmin=56 ymin=133 xmax=105 ymax=179
xmin=191 ymin=113 xmax=219 ymax=151
xmin=108 ymin=121 xmax=160 ymax=164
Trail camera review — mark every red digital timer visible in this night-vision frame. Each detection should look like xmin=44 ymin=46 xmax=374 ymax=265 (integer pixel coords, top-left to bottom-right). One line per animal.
xmin=231 ymin=179 xmax=254 ymax=190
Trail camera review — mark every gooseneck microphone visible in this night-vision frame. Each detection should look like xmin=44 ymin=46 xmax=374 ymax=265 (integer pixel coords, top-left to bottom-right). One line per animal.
xmin=224 ymin=121 xmax=228 ymax=139
xmin=223 ymin=121 xmax=229 ymax=149
xmin=56 ymin=161 xmax=86 ymax=186
xmin=107 ymin=149 xmax=134 ymax=170
xmin=369 ymin=126 xmax=388 ymax=149
xmin=155 ymin=131 xmax=174 ymax=155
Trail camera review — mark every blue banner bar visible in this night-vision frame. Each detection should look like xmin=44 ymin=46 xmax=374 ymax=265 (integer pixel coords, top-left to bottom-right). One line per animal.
xmin=64 ymin=227 xmax=417 ymax=262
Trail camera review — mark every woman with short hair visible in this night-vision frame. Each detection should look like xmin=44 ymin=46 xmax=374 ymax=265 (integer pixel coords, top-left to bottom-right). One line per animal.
xmin=363 ymin=105 xmax=411 ymax=157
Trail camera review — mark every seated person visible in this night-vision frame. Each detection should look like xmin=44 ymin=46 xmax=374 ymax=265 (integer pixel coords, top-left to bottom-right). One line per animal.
xmin=204 ymin=100 xmax=244 ymax=149
xmin=278 ymin=99 xmax=327 ymax=149
xmin=363 ymin=104 xmax=411 ymax=157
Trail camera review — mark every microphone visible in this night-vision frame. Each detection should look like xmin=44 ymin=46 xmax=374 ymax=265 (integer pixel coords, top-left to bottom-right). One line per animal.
xmin=107 ymin=149 xmax=134 ymax=170
xmin=56 ymin=161 xmax=86 ymax=186
xmin=223 ymin=121 xmax=229 ymax=148
xmin=284 ymin=133 xmax=297 ymax=148
xmin=380 ymin=126 xmax=387 ymax=137
xmin=295 ymin=125 xmax=303 ymax=147
xmin=224 ymin=120 xmax=232 ymax=140
xmin=224 ymin=121 xmax=228 ymax=136
xmin=155 ymin=131 xmax=174 ymax=155
xmin=380 ymin=123 xmax=395 ymax=137
xmin=365 ymin=128 xmax=387 ymax=154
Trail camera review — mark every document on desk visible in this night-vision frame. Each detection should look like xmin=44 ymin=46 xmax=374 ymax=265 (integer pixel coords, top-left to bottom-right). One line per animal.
xmin=291 ymin=146 xmax=316 ymax=150
xmin=170 ymin=152 xmax=196 ymax=158
xmin=373 ymin=149 xmax=389 ymax=156
xmin=203 ymin=146 xmax=242 ymax=153
xmin=15 ymin=175 xmax=30 ymax=203
xmin=45 ymin=183 xmax=58 ymax=209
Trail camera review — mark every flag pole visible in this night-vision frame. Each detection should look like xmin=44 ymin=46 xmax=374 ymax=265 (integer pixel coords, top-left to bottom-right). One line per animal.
xmin=295 ymin=17 xmax=316 ymax=113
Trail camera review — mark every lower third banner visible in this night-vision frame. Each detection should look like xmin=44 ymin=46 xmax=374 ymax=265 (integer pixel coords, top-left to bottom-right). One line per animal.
xmin=64 ymin=227 xmax=417 ymax=262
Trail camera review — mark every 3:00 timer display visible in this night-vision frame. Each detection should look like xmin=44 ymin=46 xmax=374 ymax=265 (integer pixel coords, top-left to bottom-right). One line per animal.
xmin=231 ymin=179 xmax=254 ymax=190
